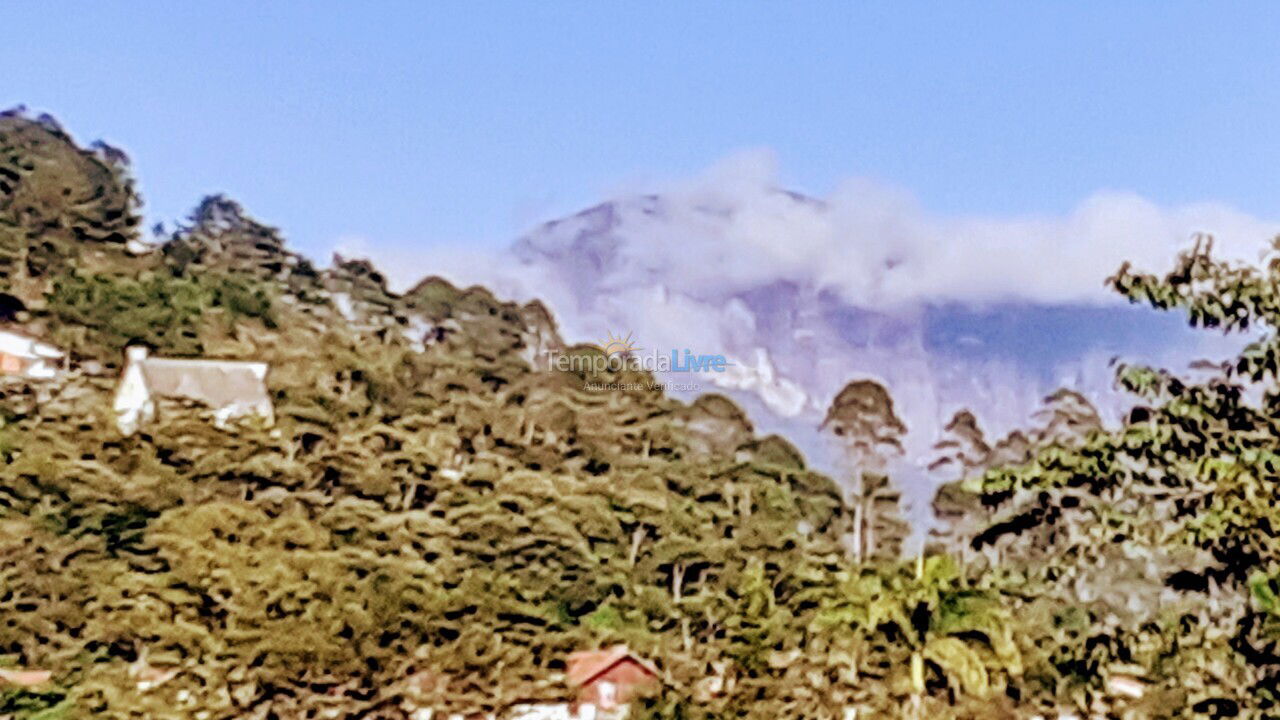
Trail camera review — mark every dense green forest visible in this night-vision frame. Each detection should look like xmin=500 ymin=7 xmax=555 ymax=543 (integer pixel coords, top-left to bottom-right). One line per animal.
xmin=3 ymin=109 xmax=1280 ymax=719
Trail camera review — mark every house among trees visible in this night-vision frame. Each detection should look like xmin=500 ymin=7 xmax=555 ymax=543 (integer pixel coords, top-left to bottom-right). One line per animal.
xmin=565 ymin=646 xmax=660 ymax=712
xmin=0 ymin=328 xmax=64 ymax=379
xmin=113 ymin=345 xmax=274 ymax=434
xmin=416 ymin=648 xmax=661 ymax=720
xmin=0 ymin=668 xmax=52 ymax=688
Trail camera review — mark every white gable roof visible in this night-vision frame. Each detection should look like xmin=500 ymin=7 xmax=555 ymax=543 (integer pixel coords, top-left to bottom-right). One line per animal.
xmin=137 ymin=357 xmax=271 ymax=410
xmin=0 ymin=330 xmax=63 ymax=360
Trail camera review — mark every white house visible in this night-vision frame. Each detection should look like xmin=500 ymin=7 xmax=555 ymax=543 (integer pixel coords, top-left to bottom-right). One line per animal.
xmin=114 ymin=346 xmax=274 ymax=435
xmin=0 ymin=329 xmax=65 ymax=379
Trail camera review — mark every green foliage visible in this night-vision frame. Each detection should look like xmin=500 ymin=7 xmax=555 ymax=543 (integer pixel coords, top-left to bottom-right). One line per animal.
xmin=945 ymin=233 xmax=1280 ymax=716
xmin=0 ymin=690 xmax=71 ymax=720
xmin=0 ymin=301 xmax=860 ymax=718
xmin=45 ymin=271 xmax=275 ymax=358
xmin=17 ymin=110 xmax=1280 ymax=719
xmin=0 ymin=111 xmax=143 ymax=307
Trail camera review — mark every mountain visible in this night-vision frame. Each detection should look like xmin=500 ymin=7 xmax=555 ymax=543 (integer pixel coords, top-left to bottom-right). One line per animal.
xmin=492 ymin=189 xmax=1240 ymax=474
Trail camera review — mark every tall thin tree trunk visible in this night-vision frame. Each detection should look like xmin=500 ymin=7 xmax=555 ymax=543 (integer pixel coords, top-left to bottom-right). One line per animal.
xmin=852 ymin=502 xmax=864 ymax=563
xmin=864 ymin=499 xmax=875 ymax=561
xmin=629 ymin=527 xmax=645 ymax=566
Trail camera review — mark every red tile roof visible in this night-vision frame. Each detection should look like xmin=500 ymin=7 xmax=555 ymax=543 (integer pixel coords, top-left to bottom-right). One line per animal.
xmin=566 ymin=646 xmax=658 ymax=687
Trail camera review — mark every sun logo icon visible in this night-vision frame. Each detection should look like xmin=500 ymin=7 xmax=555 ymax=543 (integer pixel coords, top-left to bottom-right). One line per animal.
xmin=597 ymin=330 xmax=639 ymax=357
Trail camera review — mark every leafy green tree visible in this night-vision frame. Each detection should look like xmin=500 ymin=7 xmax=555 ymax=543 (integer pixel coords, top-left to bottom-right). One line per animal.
xmin=957 ymin=236 xmax=1280 ymax=716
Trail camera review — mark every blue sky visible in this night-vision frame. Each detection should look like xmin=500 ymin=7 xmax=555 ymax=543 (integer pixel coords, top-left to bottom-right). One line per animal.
xmin=6 ymin=3 xmax=1280 ymax=260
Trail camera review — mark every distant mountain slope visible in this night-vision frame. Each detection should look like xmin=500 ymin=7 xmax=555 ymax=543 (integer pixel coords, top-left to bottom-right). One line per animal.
xmin=501 ymin=188 xmax=1243 ymax=470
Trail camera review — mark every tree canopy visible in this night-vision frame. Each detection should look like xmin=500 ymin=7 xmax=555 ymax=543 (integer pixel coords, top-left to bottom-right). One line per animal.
xmin=3 ymin=109 xmax=1280 ymax=720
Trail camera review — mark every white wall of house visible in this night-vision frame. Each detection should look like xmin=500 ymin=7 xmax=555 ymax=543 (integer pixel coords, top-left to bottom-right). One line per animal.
xmin=113 ymin=346 xmax=274 ymax=435
xmin=113 ymin=359 xmax=155 ymax=435
xmin=508 ymin=705 xmax=576 ymax=720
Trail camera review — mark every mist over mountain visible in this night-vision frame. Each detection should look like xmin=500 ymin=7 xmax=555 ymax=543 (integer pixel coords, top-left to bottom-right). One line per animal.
xmin=360 ymin=151 xmax=1268 ymax=474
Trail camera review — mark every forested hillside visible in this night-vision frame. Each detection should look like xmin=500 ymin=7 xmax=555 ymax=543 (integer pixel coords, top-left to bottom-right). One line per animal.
xmin=2 ymin=109 xmax=1280 ymax=720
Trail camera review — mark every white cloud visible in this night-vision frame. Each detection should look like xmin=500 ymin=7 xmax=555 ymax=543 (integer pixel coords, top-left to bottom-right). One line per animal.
xmin=332 ymin=150 xmax=1274 ymax=477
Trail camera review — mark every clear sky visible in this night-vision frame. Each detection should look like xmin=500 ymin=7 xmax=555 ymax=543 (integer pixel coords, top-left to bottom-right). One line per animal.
xmin=7 ymin=3 xmax=1280 ymax=260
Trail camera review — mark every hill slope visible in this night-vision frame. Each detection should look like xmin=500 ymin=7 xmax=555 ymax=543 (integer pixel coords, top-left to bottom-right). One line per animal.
xmin=7 ymin=110 xmax=1280 ymax=720
xmin=0 ymin=111 xmax=883 ymax=720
